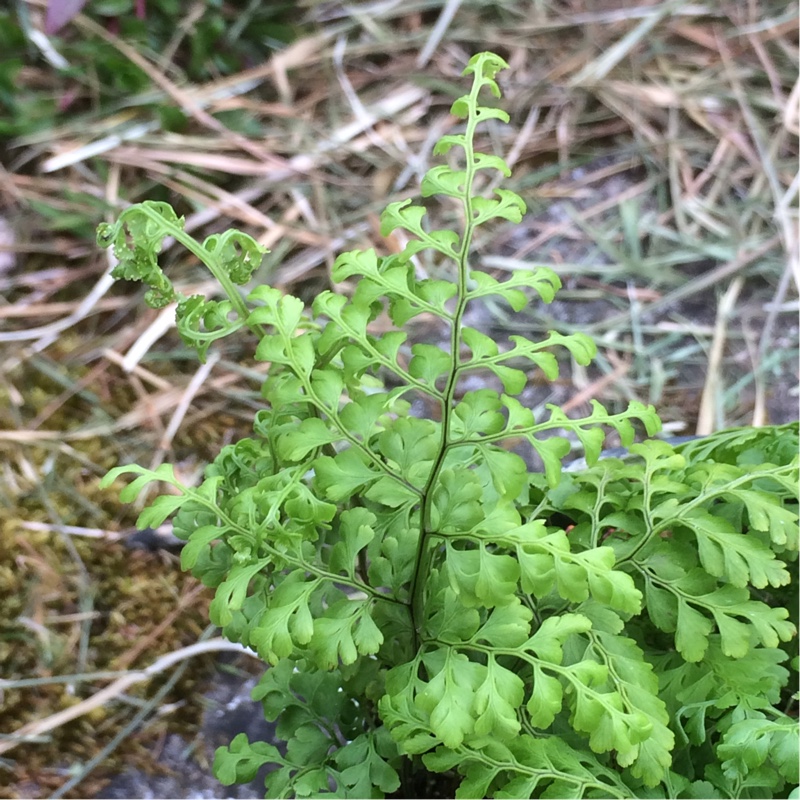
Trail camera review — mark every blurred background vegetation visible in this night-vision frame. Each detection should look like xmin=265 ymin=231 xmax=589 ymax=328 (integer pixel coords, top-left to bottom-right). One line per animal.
xmin=0 ymin=0 xmax=797 ymax=796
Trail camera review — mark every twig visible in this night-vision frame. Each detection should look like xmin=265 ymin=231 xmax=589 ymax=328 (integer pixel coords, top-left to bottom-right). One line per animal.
xmin=0 ymin=639 xmax=259 ymax=757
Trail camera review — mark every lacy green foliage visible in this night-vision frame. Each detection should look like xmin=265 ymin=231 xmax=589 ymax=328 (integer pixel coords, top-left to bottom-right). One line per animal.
xmin=99 ymin=53 xmax=799 ymax=799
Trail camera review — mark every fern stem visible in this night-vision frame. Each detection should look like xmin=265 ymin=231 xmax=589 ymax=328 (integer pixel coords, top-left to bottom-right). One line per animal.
xmin=163 ymin=217 xmax=266 ymax=339
xmin=409 ymin=72 xmax=484 ymax=640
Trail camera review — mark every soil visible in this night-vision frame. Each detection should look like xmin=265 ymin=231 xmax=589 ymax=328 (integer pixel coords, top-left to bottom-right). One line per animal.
xmin=93 ymin=657 xmax=276 ymax=799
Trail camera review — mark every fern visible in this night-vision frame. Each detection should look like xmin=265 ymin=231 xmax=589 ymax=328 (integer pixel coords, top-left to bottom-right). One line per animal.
xmin=99 ymin=53 xmax=799 ymax=799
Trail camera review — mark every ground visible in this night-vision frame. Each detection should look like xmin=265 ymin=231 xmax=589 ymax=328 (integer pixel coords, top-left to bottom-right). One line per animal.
xmin=0 ymin=2 xmax=797 ymax=797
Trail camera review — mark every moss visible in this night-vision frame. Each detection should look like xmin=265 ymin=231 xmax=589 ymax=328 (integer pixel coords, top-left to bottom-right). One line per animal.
xmin=0 ymin=481 xmax=215 ymax=798
xmin=0 ymin=312 xmax=260 ymax=797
